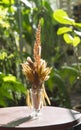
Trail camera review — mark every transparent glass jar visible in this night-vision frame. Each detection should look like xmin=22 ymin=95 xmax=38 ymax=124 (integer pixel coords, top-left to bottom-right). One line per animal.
xmin=30 ymin=88 xmax=43 ymax=118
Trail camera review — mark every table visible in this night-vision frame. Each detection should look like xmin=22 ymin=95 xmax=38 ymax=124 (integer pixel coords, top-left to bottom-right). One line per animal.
xmin=0 ymin=106 xmax=81 ymax=130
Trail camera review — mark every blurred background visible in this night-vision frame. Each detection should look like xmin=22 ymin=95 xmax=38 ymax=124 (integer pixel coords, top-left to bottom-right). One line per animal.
xmin=0 ymin=0 xmax=81 ymax=109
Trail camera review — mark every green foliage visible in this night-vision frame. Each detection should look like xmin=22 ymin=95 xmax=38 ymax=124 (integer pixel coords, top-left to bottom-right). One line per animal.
xmin=53 ymin=9 xmax=81 ymax=47
xmin=53 ymin=9 xmax=81 ymax=106
xmin=57 ymin=27 xmax=72 ymax=35
xmin=46 ymin=8 xmax=81 ymax=107
xmin=46 ymin=68 xmax=71 ymax=107
xmin=46 ymin=64 xmax=81 ymax=108
xmin=53 ymin=9 xmax=75 ymax=25
xmin=0 ymin=72 xmax=26 ymax=107
xmin=60 ymin=66 xmax=79 ymax=86
xmin=63 ymin=34 xmax=80 ymax=46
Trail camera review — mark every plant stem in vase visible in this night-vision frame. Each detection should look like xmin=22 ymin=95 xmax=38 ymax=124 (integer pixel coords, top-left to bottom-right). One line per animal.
xmin=30 ymin=88 xmax=43 ymax=117
xmin=22 ymin=21 xmax=52 ymax=118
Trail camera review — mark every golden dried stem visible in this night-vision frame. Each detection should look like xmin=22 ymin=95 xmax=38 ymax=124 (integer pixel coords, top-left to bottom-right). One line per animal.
xmin=26 ymin=90 xmax=32 ymax=107
xmin=34 ymin=23 xmax=41 ymax=69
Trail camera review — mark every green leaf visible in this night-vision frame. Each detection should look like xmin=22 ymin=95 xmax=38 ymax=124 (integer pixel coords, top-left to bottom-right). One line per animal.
xmin=0 ymin=0 xmax=14 ymax=4
xmin=3 ymin=75 xmax=16 ymax=82
xmin=0 ymin=52 xmax=7 ymax=60
xmin=61 ymin=66 xmax=78 ymax=75
xmin=63 ymin=33 xmax=73 ymax=44
xmin=63 ymin=34 xmax=80 ymax=47
xmin=73 ymin=36 xmax=80 ymax=47
xmin=75 ymin=23 xmax=81 ymax=27
xmin=57 ymin=27 xmax=72 ymax=35
xmin=53 ymin=9 xmax=75 ymax=25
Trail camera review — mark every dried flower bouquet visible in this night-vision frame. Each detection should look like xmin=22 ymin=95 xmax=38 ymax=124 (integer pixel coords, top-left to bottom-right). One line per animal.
xmin=22 ymin=23 xmax=52 ymax=109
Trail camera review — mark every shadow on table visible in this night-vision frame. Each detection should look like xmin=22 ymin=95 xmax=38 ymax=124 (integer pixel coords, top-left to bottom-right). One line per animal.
xmin=1 ymin=114 xmax=37 ymax=127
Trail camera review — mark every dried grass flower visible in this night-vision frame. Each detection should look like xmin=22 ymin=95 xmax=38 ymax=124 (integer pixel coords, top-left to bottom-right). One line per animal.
xmin=22 ymin=22 xmax=52 ymax=106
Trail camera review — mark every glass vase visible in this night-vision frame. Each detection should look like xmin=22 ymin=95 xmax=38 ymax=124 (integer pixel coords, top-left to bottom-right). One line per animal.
xmin=30 ymin=88 xmax=43 ymax=118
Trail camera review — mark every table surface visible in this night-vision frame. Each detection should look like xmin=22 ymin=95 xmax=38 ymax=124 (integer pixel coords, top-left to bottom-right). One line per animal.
xmin=0 ymin=106 xmax=81 ymax=130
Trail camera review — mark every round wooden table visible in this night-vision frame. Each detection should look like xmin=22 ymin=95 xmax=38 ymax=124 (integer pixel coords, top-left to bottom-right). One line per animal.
xmin=0 ymin=106 xmax=81 ymax=130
